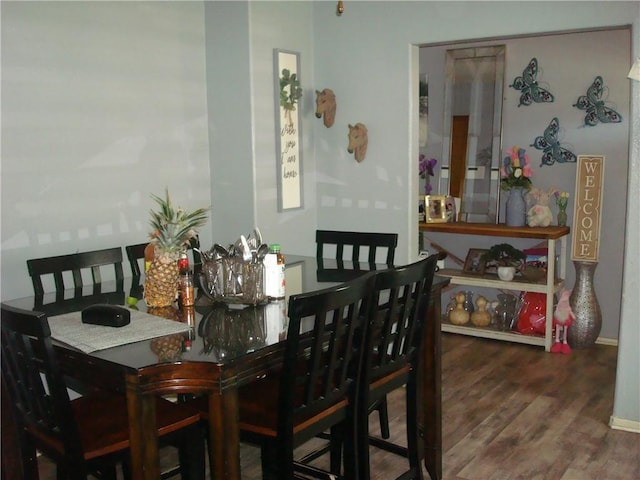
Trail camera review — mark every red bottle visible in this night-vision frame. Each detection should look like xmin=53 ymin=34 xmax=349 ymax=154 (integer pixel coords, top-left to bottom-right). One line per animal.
xmin=178 ymin=252 xmax=190 ymax=275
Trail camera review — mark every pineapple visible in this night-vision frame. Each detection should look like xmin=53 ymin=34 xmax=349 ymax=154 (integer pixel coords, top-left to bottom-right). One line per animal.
xmin=144 ymin=190 xmax=208 ymax=307
xmin=148 ymin=306 xmax=184 ymax=361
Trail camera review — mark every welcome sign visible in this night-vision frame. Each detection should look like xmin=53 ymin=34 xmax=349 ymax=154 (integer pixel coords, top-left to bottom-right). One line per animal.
xmin=571 ymin=156 xmax=605 ymax=262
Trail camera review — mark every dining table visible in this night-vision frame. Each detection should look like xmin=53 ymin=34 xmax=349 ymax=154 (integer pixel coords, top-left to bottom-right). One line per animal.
xmin=3 ymin=255 xmax=449 ymax=480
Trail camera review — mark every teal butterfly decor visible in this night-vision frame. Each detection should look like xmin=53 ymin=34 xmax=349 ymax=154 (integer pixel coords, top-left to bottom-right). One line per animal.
xmin=509 ymin=58 xmax=555 ymax=107
xmin=573 ymin=76 xmax=622 ymax=127
xmin=531 ymin=117 xmax=577 ymax=167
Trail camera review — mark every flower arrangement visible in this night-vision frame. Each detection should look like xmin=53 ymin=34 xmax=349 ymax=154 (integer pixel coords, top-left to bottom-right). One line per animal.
xmin=419 ymin=154 xmax=438 ymax=195
xmin=554 ymin=190 xmax=570 ymax=210
xmin=501 ymin=146 xmax=533 ymax=191
xmin=554 ymin=190 xmax=570 ymax=226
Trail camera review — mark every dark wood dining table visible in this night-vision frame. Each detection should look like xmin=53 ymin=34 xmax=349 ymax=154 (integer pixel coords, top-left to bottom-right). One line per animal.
xmin=3 ymin=255 xmax=448 ymax=480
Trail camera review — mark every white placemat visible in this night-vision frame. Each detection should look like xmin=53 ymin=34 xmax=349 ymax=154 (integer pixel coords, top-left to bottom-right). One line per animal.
xmin=49 ymin=309 xmax=191 ymax=353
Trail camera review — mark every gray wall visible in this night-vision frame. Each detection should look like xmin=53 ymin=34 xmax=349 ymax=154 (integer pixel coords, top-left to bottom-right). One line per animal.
xmin=304 ymin=1 xmax=639 ymax=427
xmin=1 ymin=1 xmax=213 ymax=297
xmin=1 ymin=0 xmax=638 ymax=427
xmin=205 ymin=2 xmax=255 ymax=245
xmin=614 ymin=4 xmax=640 ymax=431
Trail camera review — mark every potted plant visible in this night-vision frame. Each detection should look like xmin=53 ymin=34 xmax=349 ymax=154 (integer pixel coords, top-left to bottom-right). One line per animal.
xmin=481 ymin=243 xmax=525 ymax=281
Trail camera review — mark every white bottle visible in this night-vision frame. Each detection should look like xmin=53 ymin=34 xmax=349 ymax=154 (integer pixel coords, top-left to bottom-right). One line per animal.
xmin=264 ymin=243 xmax=285 ymax=300
xmin=265 ymin=299 xmax=287 ymax=344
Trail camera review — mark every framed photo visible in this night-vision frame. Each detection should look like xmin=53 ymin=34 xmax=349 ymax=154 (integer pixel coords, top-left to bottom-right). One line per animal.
xmin=425 ymin=195 xmax=447 ymax=223
xmin=444 ymin=195 xmax=456 ymax=222
xmin=463 ymin=248 xmax=488 ymax=275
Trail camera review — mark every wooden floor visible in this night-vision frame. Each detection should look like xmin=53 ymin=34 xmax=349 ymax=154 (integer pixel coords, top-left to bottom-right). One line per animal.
xmin=37 ymin=334 xmax=639 ymax=479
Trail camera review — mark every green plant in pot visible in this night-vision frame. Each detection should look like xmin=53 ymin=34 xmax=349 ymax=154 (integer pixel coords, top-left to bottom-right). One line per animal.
xmin=482 ymin=243 xmax=525 ymax=281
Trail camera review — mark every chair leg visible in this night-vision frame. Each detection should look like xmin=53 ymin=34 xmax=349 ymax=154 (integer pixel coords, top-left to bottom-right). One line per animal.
xmin=405 ymin=380 xmax=424 ymax=480
xmin=19 ymin=439 xmax=39 ymax=480
xmin=356 ymin=399 xmax=372 ymax=480
xmin=376 ymin=397 xmax=390 ymax=439
xmin=343 ymin=411 xmax=358 ymax=480
xmin=177 ymin=424 xmax=206 ymax=480
xmin=329 ymin=424 xmax=344 ymax=474
xmin=121 ymin=456 xmax=133 ymax=480
xmin=260 ymin=441 xmax=281 ymax=480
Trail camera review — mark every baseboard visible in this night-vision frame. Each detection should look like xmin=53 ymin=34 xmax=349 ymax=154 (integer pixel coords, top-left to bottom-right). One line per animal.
xmin=609 ymin=416 xmax=640 ymax=433
xmin=596 ymin=336 xmax=618 ymax=347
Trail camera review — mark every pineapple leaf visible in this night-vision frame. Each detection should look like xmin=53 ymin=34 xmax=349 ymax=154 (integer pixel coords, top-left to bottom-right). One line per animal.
xmin=148 ymin=189 xmax=209 ymax=256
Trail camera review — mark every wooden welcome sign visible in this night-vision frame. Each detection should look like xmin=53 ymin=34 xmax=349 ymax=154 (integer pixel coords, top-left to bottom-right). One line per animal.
xmin=571 ymin=155 xmax=605 ymax=262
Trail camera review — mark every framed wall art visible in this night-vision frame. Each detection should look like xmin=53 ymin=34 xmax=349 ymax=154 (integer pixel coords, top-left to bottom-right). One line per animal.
xmin=274 ymin=49 xmax=303 ymax=211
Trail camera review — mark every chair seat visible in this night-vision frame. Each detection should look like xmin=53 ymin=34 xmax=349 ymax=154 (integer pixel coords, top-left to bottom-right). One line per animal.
xmin=240 ymin=375 xmax=350 ymax=438
xmin=369 ymin=365 xmax=410 ymax=394
xmin=2 ymin=303 xmax=205 ymax=480
xmin=32 ymin=391 xmax=201 ymax=461
xmin=188 ymin=374 xmax=350 ymax=439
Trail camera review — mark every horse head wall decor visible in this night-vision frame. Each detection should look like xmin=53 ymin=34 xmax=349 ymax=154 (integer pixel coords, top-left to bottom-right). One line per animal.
xmin=347 ymin=123 xmax=368 ymax=162
xmin=315 ymin=88 xmax=336 ymax=128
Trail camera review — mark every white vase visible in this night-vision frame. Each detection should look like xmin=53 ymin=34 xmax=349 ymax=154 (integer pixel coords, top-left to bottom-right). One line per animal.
xmin=497 ymin=266 xmax=516 ymax=281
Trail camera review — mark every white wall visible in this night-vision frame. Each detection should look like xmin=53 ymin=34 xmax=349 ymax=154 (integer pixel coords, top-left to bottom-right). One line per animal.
xmin=1 ymin=1 xmax=212 ymax=300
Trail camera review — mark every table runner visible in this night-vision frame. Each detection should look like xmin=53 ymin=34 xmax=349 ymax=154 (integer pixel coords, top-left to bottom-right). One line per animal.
xmin=49 ymin=309 xmax=191 ymax=353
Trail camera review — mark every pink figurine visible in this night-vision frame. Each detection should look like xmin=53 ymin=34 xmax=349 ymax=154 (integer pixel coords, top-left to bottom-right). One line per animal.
xmin=551 ymin=289 xmax=574 ymax=354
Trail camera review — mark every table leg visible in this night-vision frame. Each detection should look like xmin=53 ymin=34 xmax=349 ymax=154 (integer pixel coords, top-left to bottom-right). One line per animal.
xmin=208 ymin=384 xmax=241 ymax=479
xmin=126 ymin=373 xmax=160 ymax=480
xmin=422 ymin=287 xmax=443 ymax=480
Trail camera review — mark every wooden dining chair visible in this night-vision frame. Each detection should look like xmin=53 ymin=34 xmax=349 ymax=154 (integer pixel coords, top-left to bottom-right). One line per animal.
xmin=354 ymin=253 xmax=441 ymax=480
xmin=26 ymin=247 xmax=125 ymax=302
xmin=315 ymin=229 xmax=398 ymax=439
xmin=315 ymin=229 xmax=398 ymax=266
xmin=125 ymin=242 xmax=147 ymax=278
xmin=243 ymin=272 xmax=376 ymax=480
xmin=188 ymin=273 xmax=375 ymax=480
xmin=0 ymin=303 xmax=205 ymax=480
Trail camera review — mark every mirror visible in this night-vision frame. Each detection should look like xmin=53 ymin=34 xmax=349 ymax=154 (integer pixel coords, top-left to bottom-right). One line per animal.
xmin=439 ymin=45 xmax=505 ymax=223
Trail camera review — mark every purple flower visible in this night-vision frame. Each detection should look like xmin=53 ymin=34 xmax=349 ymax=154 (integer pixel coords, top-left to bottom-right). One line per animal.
xmin=419 ymin=155 xmax=437 ymax=178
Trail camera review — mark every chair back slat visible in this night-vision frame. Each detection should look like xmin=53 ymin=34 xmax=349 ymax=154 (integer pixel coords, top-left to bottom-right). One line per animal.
xmin=125 ymin=243 xmax=147 ymax=278
xmin=279 ymin=272 xmax=375 ymax=436
xmin=316 ymin=230 xmax=398 ymax=266
xmin=1 ymin=304 xmax=85 ymax=467
xmin=26 ymin=247 xmax=124 ymax=297
xmin=365 ymin=253 xmax=440 ymax=386
xmin=126 ymin=236 xmax=201 ymax=279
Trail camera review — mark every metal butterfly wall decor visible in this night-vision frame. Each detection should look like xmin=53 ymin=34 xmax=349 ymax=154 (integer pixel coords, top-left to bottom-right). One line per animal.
xmin=509 ymin=57 xmax=555 ymax=107
xmin=531 ymin=117 xmax=577 ymax=166
xmin=573 ymin=75 xmax=622 ymax=127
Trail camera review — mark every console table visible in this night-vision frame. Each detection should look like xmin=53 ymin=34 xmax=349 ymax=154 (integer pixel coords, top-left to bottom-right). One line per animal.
xmin=419 ymin=222 xmax=570 ymax=351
